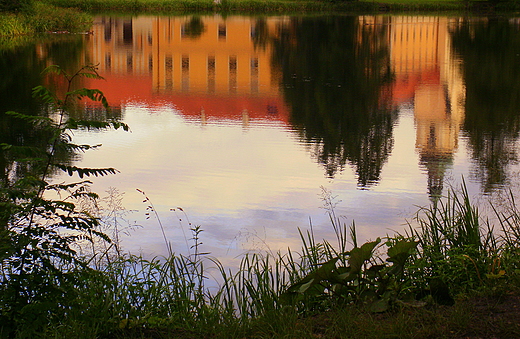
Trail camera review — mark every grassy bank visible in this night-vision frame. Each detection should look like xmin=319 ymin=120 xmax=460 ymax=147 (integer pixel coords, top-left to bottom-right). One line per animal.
xmin=39 ymin=0 xmax=520 ymax=15
xmin=0 ymin=2 xmax=91 ymax=37
xmin=2 ymin=0 xmax=520 ymax=39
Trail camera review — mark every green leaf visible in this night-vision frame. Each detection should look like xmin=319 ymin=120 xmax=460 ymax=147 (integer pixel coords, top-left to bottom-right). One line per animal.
xmin=32 ymin=86 xmax=58 ymax=105
xmin=65 ymin=118 xmax=129 ymax=131
xmin=349 ymin=238 xmax=381 ymax=274
xmin=387 ymin=240 xmax=418 ymax=275
xmin=41 ymin=64 xmax=64 ymax=76
xmin=66 ymin=88 xmax=111 ymax=112
xmin=53 ymin=164 xmax=119 ymax=178
xmin=5 ymin=110 xmax=53 ymax=126
xmin=76 ymin=64 xmax=104 ymax=80
xmin=387 ymin=240 xmax=418 ymax=260
xmin=281 ymin=257 xmax=338 ymax=302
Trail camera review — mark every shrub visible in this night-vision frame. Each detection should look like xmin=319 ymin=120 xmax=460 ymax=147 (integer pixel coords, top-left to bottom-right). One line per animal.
xmin=0 ymin=0 xmax=32 ymax=13
xmin=26 ymin=2 xmax=92 ymax=33
xmin=0 ymin=64 xmax=128 ymax=337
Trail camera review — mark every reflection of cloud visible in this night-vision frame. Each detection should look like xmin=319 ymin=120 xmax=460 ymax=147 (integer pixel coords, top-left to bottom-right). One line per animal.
xmin=61 ymin=101 xmax=479 ymax=265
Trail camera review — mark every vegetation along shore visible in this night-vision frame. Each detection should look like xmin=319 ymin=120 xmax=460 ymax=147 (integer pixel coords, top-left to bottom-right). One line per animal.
xmin=2 ymin=0 xmax=520 ymax=37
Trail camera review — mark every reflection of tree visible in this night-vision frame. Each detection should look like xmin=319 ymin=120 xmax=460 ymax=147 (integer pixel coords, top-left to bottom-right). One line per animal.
xmin=0 ymin=36 xmax=91 ymax=187
xmin=451 ymin=19 xmax=520 ymax=192
xmin=182 ymin=17 xmax=206 ymax=40
xmin=252 ymin=18 xmax=270 ymax=50
xmin=271 ymin=16 xmax=396 ymax=186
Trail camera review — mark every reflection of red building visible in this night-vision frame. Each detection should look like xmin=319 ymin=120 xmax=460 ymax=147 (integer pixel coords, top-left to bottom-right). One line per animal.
xmin=387 ymin=16 xmax=465 ymax=198
xmin=391 ymin=68 xmax=440 ymax=105
xmin=82 ymin=16 xmax=289 ymax=126
xmin=85 ymin=73 xmax=289 ymax=125
xmin=78 ymin=15 xmax=466 ymax=196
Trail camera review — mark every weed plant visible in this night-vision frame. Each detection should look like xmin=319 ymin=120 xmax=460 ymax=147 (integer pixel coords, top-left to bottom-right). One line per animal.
xmin=72 ymin=182 xmax=519 ymax=338
xmin=26 ymin=2 xmax=92 ymax=33
xmin=39 ymin=0 xmax=470 ymax=15
xmin=0 ymin=2 xmax=91 ymax=38
xmin=405 ymin=180 xmax=518 ymax=298
xmin=5 ymin=168 xmax=520 ymax=338
xmin=0 ymin=14 xmax=31 ymax=36
xmin=40 ymin=0 xmax=520 ymax=15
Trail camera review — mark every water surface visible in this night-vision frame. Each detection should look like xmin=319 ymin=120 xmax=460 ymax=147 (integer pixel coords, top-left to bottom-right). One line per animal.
xmin=3 ymin=15 xmax=520 ymax=262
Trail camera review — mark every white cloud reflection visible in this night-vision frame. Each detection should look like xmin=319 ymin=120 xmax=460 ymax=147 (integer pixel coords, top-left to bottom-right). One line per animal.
xmin=61 ymin=102 xmax=471 ymax=264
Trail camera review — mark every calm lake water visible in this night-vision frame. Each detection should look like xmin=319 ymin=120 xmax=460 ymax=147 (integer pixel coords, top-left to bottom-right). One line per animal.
xmin=3 ymin=15 xmax=520 ymax=263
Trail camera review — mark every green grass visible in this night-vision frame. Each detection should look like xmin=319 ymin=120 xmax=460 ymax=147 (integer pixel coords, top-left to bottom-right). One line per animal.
xmin=38 ymin=0 xmax=482 ymax=14
xmin=0 ymin=2 xmax=92 ymax=38
xmin=28 ymin=1 xmax=92 ymax=32
xmin=0 ymin=14 xmax=31 ymax=36
xmin=2 ymin=0 xmax=519 ymax=36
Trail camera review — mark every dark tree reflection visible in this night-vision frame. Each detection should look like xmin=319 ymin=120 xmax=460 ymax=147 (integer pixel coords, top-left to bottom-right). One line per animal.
xmin=0 ymin=36 xmax=100 ymax=187
xmin=451 ymin=18 xmax=520 ymax=192
xmin=271 ymin=16 xmax=396 ymax=187
xmin=182 ymin=17 xmax=206 ymax=40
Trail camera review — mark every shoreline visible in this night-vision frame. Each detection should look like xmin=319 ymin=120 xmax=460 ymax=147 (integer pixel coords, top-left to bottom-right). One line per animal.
xmin=41 ymin=0 xmax=520 ymax=15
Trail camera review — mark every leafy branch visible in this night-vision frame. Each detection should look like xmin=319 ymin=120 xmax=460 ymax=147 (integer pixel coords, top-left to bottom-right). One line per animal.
xmin=0 ymin=64 xmax=129 ymax=334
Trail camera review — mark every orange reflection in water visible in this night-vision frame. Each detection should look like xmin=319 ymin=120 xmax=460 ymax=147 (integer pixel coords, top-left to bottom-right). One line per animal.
xmin=387 ymin=16 xmax=465 ymax=197
xmin=56 ymin=14 xmax=481 ymax=258
xmin=80 ymin=15 xmax=467 ymax=197
xmin=84 ymin=16 xmax=289 ymax=125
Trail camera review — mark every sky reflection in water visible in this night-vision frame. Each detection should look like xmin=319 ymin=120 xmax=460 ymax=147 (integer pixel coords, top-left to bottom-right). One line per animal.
xmin=52 ymin=15 xmax=520 ymax=262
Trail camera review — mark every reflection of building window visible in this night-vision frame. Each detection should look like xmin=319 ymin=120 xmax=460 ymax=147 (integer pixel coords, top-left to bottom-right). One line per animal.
xmin=126 ymin=53 xmax=133 ymax=74
xmin=149 ymin=55 xmax=153 ymax=74
xmin=182 ymin=55 xmax=190 ymax=92
xmin=123 ymin=21 xmax=133 ymax=45
xmin=267 ymin=104 xmax=278 ymax=115
xmin=105 ymin=53 xmax=111 ymax=71
xmin=218 ymin=23 xmax=226 ymax=40
xmin=148 ymin=33 xmax=153 ymax=45
xmin=428 ymin=124 xmax=436 ymax=148
xmin=165 ymin=55 xmax=173 ymax=90
xmin=181 ymin=17 xmax=206 ymax=40
xmin=229 ymin=56 xmax=237 ymax=94
xmin=104 ymin=21 xmax=112 ymax=42
xmin=181 ymin=23 xmax=187 ymax=38
xmin=208 ymin=56 xmax=215 ymax=93
xmin=167 ymin=19 xmax=172 ymax=42
xmin=250 ymin=57 xmax=258 ymax=93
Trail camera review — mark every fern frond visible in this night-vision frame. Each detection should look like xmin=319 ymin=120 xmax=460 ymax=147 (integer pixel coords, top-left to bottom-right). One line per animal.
xmin=67 ymin=88 xmax=110 ymax=112
xmin=77 ymin=64 xmax=104 ymax=80
xmin=53 ymin=164 xmax=119 ymax=178
xmin=5 ymin=111 xmax=54 ymax=126
xmin=32 ymin=86 xmax=60 ymax=105
xmin=46 ymin=181 xmax=94 ymax=191
xmin=41 ymin=64 xmax=66 ymax=77
xmin=65 ymin=118 xmax=129 ymax=131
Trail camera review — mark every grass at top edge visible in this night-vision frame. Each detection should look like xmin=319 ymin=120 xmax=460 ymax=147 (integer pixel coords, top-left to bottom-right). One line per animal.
xmin=40 ymin=0 xmax=510 ymax=15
